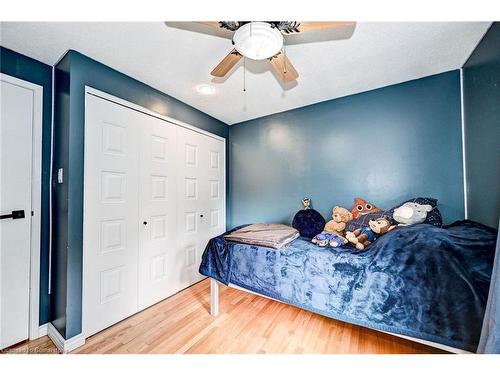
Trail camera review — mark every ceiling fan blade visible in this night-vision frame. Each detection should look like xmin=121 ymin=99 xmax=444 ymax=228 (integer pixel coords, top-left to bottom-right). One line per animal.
xmin=195 ymin=21 xmax=242 ymax=31
xmin=269 ymin=52 xmax=299 ymax=83
xmin=165 ymin=22 xmax=234 ymax=39
xmin=211 ymin=49 xmax=242 ymax=77
xmin=280 ymin=21 xmax=355 ymax=34
xmin=195 ymin=21 xmax=221 ymax=29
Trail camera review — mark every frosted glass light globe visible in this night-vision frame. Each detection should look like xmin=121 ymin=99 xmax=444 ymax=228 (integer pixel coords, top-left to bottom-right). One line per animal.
xmin=233 ymin=22 xmax=284 ymax=60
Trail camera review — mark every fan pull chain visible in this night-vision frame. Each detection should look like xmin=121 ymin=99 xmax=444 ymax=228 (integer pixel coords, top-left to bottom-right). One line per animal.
xmin=243 ymin=57 xmax=246 ymax=92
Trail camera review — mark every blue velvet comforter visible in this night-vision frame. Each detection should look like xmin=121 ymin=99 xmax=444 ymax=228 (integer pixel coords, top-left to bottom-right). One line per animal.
xmin=199 ymin=220 xmax=498 ymax=352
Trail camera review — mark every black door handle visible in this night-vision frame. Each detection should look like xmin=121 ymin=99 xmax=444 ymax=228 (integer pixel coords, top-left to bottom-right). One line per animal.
xmin=0 ymin=210 xmax=25 ymax=220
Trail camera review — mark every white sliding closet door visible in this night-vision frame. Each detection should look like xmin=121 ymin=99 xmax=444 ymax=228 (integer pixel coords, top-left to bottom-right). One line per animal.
xmin=84 ymin=95 xmax=141 ymax=337
xmin=204 ymin=135 xmax=226 ymax=242
xmin=176 ymin=126 xmax=225 ymax=288
xmin=138 ymin=114 xmax=178 ymax=310
xmin=84 ymin=90 xmax=225 ymax=338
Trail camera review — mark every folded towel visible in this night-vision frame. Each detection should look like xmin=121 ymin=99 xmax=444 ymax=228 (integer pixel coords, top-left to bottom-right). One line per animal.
xmin=224 ymin=223 xmax=299 ymax=249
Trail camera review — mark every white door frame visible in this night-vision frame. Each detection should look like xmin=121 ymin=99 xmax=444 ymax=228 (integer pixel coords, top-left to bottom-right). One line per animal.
xmin=82 ymin=86 xmax=226 ymax=339
xmin=0 ymin=73 xmax=43 ymax=340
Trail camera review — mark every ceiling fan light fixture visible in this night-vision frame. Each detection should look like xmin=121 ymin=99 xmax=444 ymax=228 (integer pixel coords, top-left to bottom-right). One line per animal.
xmin=233 ymin=22 xmax=283 ymax=60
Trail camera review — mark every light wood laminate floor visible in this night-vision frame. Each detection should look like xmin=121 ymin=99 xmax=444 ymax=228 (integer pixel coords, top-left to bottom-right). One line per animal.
xmin=3 ymin=279 xmax=445 ymax=354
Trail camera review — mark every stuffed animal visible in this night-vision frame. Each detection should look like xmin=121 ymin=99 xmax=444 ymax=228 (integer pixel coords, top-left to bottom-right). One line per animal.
xmin=302 ymin=198 xmax=311 ymax=210
xmin=393 ymin=202 xmax=433 ymax=226
xmin=350 ymin=197 xmax=381 ymax=219
xmin=346 ymin=228 xmax=376 ymax=250
xmin=369 ymin=216 xmax=396 ymax=235
xmin=346 ymin=216 xmax=395 ymax=250
xmin=324 ymin=206 xmax=353 ymax=236
xmin=292 ymin=198 xmax=326 ymax=238
xmin=312 ymin=232 xmax=348 ymax=248
xmin=311 ymin=206 xmax=352 ymax=248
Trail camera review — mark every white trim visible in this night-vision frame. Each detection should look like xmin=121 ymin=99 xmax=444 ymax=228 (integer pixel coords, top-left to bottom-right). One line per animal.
xmin=47 ymin=323 xmax=85 ymax=353
xmin=82 ymin=88 xmax=227 ymax=339
xmin=222 ymin=136 xmax=227 ymax=233
xmin=38 ymin=323 xmax=48 ymax=337
xmin=211 ymin=278 xmax=472 ymax=354
xmin=460 ymin=68 xmax=468 ymax=219
xmin=0 ymin=73 xmax=43 ymax=341
xmin=29 ymin=77 xmax=43 ymax=340
xmin=375 ymin=329 xmax=472 ymax=354
xmin=84 ymin=86 xmax=226 ymax=142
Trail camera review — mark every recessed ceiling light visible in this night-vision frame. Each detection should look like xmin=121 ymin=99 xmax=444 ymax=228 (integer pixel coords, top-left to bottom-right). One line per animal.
xmin=196 ymin=84 xmax=216 ymax=95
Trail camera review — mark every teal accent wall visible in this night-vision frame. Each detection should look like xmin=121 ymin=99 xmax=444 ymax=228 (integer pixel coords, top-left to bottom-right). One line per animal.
xmin=463 ymin=22 xmax=500 ymax=228
xmin=52 ymin=50 xmax=229 ymax=339
xmin=0 ymin=46 xmax=53 ymax=326
xmin=229 ymin=71 xmax=465 ymax=228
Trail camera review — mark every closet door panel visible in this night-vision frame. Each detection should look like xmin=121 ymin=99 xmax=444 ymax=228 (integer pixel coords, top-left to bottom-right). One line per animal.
xmin=204 ymin=136 xmax=226 ymax=242
xmin=138 ymin=116 xmax=178 ymax=310
xmin=175 ymin=127 xmax=209 ymax=287
xmin=84 ymin=95 xmax=140 ymax=337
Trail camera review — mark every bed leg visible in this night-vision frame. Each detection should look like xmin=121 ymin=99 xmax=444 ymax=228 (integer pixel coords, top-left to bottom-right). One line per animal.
xmin=210 ymin=278 xmax=219 ymax=317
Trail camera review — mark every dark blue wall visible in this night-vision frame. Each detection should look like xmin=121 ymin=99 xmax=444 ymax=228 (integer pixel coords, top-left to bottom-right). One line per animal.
xmin=0 ymin=46 xmax=53 ymax=326
xmin=229 ymin=71 xmax=465 ymax=228
xmin=51 ymin=53 xmax=70 ymax=336
xmin=53 ymin=50 xmax=229 ymax=338
xmin=463 ymin=22 xmax=500 ymax=228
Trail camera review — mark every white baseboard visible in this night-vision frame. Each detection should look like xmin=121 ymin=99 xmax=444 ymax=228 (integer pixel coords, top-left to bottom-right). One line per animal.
xmin=47 ymin=323 xmax=85 ymax=353
xmin=375 ymin=329 xmax=472 ymax=354
xmin=38 ymin=323 xmax=48 ymax=338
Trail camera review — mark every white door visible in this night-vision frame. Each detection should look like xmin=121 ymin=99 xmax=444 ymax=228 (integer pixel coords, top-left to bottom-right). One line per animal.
xmin=84 ymin=90 xmax=226 ymax=338
xmin=84 ymin=95 xmax=141 ymax=337
xmin=203 ymin=135 xmax=226 ymax=244
xmin=137 ymin=114 xmax=178 ymax=310
xmin=175 ymin=126 xmax=225 ymax=288
xmin=0 ymin=77 xmax=36 ymax=349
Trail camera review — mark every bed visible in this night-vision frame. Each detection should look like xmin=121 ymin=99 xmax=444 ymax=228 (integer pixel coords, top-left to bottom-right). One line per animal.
xmin=199 ymin=220 xmax=497 ymax=353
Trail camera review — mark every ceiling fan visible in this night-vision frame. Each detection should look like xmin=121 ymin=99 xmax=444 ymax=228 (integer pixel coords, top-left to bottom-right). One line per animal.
xmin=197 ymin=21 xmax=356 ymax=83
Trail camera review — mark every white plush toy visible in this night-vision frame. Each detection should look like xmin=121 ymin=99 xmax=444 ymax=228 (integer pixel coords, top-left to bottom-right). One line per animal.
xmin=393 ymin=202 xmax=433 ymax=226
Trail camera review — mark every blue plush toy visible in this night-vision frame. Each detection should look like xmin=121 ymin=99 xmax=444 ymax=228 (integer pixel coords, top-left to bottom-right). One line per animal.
xmin=292 ymin=198 xmax=326 ymax=239
xmin=312 ymin=232 xmax=347 ymax=248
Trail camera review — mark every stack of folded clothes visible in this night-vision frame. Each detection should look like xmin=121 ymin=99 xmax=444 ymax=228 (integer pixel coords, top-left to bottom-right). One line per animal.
xmin=223 ymin=224 xmax=299 ymax=249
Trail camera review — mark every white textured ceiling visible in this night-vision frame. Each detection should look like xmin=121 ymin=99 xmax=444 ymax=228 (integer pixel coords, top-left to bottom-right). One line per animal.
xmin=0 ymin=22 xmax=491 ymax=124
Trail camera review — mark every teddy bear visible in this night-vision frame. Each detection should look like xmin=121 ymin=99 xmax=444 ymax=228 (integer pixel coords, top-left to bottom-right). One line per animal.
xmin=312 ymin=206 xmax=352 ymax=248
xmin=324 ymin=206 xmax=353 ymax=236
xmin=346 ymin=216 xmax=395 ymax=250
xmin=350 ymin=197 xmax=381 ymax=219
